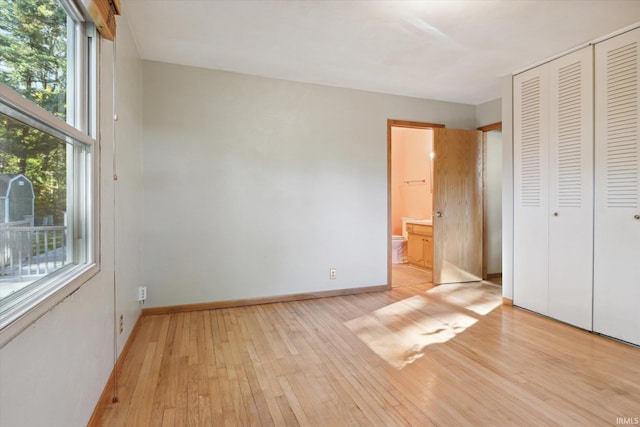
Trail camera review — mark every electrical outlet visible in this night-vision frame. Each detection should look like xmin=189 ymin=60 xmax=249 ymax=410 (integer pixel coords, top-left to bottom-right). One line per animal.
xmin=330 ymin=269 xmax=337 ymax=280
xmin=138 ymin=286 xmax=147 ymax=302
xmin=119 ymin=314 xmax=123 ymax=334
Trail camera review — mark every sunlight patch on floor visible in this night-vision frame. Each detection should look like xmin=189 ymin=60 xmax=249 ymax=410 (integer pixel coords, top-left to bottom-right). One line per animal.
xmin=345 ymin=282 xmax=501 ymax=369
xmin=426 ymin=282 xmax=502 ymax=315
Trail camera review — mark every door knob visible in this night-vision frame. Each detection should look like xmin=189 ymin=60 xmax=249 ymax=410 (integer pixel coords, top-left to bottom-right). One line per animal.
xmin=634 ymin=214 xmax=640 ymax=220
xmin=553 ymin=212 xmax=559 ymax=217
xmin=435 ymin=211 xmax=442 ymax=218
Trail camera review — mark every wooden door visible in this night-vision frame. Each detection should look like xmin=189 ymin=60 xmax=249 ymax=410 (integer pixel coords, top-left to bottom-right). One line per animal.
xmin=432 ymin=128 xmax=483 ymax=284
xmin=593 ymin=27 xmax=640 ymax=345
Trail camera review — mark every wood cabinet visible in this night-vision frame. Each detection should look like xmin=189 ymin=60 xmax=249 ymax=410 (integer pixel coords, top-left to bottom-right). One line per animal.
xmin=407 ymin=223 xmax=433 ymax=269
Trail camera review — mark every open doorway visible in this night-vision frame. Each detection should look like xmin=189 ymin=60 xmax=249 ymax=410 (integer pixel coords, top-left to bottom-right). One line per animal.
xmin=389 ymin=120 xmax=488 ymax=288
xmin=388 ymin=120 xmax=443 ymax=288
xmin=480 ymin=122 xmax=503 ymax=285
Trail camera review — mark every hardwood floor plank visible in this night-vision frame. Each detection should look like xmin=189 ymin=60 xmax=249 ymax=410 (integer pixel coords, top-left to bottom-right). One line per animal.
xmin=150 ymin=315 xmax=177 ymax=425
xmin=160 ymin=408 xmax=175 ymax=427
xmin=93 ymin=283 xmax=640 ymax=426
xmin=274 ymin=394 xmax=300 ymax=427
xmin=134 ymin=315 xmax=170 ymax=426
xmin=162 ymin=314 xmax=187 ymax=426
xmin=277 ymin=376 xmax=312 ymax=426
xmin=236 ymin=311 xmax=276 ymax=426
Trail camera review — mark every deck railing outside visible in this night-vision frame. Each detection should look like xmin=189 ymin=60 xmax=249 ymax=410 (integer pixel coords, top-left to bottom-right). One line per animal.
xmin=0 ymin=217 xmax=67 ymax=278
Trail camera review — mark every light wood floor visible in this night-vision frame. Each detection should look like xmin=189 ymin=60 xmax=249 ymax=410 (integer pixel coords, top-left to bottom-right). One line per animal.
xmin=391 ymin=263 xmax=433 ymax=287
xmin=93 ymin=282 xmax=640 ymax=426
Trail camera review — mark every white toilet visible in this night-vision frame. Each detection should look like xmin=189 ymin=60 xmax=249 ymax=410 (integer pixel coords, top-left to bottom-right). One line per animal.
xmin=391 ymin=218 xmax=414 ymax=264
xmin=391 ymin=236 xmax=406 ymax=264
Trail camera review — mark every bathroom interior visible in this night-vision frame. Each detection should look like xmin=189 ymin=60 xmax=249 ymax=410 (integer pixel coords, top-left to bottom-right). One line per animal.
xmin=390 ymin=126 xmax=435 ymax=287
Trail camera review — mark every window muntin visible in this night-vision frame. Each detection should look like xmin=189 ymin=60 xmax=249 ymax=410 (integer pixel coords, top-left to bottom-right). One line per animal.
xmin=0 ymin=0 xmax=96 ymax=341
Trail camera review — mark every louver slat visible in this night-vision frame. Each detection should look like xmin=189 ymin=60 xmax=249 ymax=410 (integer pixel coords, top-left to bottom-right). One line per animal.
xmin=520 ymin=77 xmax=541 ymax=207
xmin=557 ymin=62 xmax=584 ymax=207
xmin=606 ymin=42 xmax=638 ymax=208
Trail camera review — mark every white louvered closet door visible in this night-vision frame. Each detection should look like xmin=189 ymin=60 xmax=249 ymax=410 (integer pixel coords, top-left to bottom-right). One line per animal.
xmin=513 ymin=65 xmax=550 ymax=315
xmin=594 ymin=28 xmax=640 ymax=345
xmin=548 ymin=48 xmax=594 ymax=330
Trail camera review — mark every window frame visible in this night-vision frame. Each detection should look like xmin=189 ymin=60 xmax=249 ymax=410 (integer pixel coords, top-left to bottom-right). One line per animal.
xmin=0 ymin=3 xmax=100 ymax=347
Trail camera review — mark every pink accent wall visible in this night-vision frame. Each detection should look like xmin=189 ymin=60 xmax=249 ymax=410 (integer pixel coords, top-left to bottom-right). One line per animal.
xmin=391 ymin=127 xmax=433 ymax=236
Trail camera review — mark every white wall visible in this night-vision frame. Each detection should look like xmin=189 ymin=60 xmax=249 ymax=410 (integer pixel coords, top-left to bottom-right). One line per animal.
xmin=475 ymin=98 xmax=502 ymax=128
xmin=0 ymin=17 xmax=143 ymax=427
xmin=501 ymin=76 xmax=514 ymax=300
xmin=142 ymin=62 xmax=476 ymax=308
xmin=486 ymin=130 xmax=503 ymax=274
xmin=475 ymin=97 xmax=504 ymax=277
xmin=112 ymin=18 xmax=144 ymax=353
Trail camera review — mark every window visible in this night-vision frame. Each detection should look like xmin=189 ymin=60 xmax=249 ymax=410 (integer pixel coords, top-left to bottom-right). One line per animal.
xmin=0 ymin=0 xmax=97 ymax=342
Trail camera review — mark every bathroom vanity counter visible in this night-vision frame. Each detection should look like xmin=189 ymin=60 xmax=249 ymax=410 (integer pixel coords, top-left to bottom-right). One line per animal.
xmin=406 ymin=222 xmax=433 ymax=269
xmin=405 ymin=219 xmax=432 ymax=226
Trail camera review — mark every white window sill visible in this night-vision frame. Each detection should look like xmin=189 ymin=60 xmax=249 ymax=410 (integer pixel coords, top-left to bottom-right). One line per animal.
xmin=0 ymin=263 xmax=100 ymax=348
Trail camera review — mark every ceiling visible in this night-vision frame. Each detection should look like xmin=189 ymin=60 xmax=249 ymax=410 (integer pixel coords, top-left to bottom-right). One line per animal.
xmin=122 ymin=1 xmax=640 ymax=105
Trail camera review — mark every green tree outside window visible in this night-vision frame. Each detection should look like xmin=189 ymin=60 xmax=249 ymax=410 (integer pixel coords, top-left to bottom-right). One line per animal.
xmin=0 ymin=0 xmax=68 ymax=226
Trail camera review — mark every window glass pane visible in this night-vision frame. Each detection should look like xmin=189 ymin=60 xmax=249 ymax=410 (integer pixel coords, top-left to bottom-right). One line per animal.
xmin=0 ymin=110 xmax=79 ymax=302
xmin=0 ymin=0 xmax=69 ymax=120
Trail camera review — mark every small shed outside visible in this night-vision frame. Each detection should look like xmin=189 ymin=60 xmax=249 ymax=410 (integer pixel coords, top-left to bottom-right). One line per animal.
xmin=0 ymin=174 xmax=35 ymax=224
